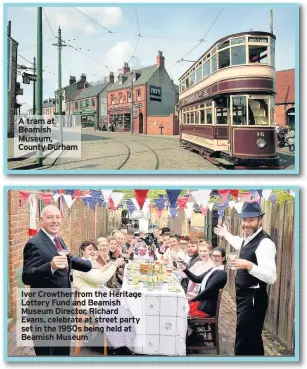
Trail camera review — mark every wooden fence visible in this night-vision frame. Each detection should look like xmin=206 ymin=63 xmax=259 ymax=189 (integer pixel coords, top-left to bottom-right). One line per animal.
xmin=218 ymin=199 xmax=295 ymax=353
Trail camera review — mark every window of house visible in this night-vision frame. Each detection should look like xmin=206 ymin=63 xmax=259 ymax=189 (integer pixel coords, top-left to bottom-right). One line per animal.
xmin=119 ymin=93 xmax=123 ymax=103
xmin=218 ymin=48 xmax=230 ymax=69
xmin=92 ymin=98 xmax=95 ymax=106
xmin=127 ymin=91 xmax=131 ymax=103
xmin=111 ymin=95 xmax=115 ymax=105
xmin=137 ymin=90 xmax=141 ymax=101
xmin=75 ymin=102 xmax=78 ymax=109
xmin=231 ymin=45 xmax=246 ymax=65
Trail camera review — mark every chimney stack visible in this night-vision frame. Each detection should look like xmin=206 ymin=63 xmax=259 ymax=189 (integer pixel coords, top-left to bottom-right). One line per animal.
xmin=69 ymin=75 xmax=76 ymax=85
xmin=80 ymin=73 xmax=86 ymax=83
xmin=109 ymin=72 xmax=114 ymax=83
xmin=121 ymin=62 xmax=130 ymax=75
xmin=157 ymin=50 xmax=165 ymax=68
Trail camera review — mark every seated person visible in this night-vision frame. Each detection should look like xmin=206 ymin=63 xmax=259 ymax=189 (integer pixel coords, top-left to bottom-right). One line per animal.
xmin=179 ymin=247 xmax=227 ymax=318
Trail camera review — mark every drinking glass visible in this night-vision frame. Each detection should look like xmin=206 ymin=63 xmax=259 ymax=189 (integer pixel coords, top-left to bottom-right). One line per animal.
xmin=228 ymin=252 xmax=238 ymax=270
xmin=58 ymin=250 xmax=69 ymax=269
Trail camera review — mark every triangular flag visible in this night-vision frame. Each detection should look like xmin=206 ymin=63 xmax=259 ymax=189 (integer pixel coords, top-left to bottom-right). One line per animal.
xmin=177 ymin=197 xmax=189 ymax=210
xmin=169 ymin=207 xmax=178 ymax=219
xmin=256 ymin=189 xmax=263 ymax=198
xmin=217 ymin=190 xmax=231 ymax=203
xmin=200 ymin=206 xmax=208 ymax=217
xmin=207 ymin=203 xmax=214 ymax=211
xmin=63 ymin=194 xmax=77 ymax=209
xmin=109 ymin=197 xmax=116 ymax=211
xmin=166 ymin=189 xmax=181 ymax=208
xmin=142 ymin=199 xmax=151 ymax=219
xmin=230 ymin=190 xmax=239 ymax=200
xmin=110 ymin=192 xmax=124 ymax=209
xmin=53 ymin=193 xmax=61 ymax=202
xmin=154 ymin=197 xmax=165 ymax=211
xmin=28 ymin=194 xmax=37 ymax=237
xmin=215 ymin=202 xmax=228 ymax=217
xmin=269 ymin=194 xmax=277 ymax=205
xmin=184 ymin=202 xmax=194 ymax=220
xmin=240 ymin=192 xmax=251 ymax=202
xmin=134 ymin=190 xmax=149 ymax=209
xmin=190 ymin=190 xmax=212 ymax=208
xmin=101 ymin=190 xmax=113 ymax=204
xmin=131 ymin=198 xmax=141 ymax=210
xmin=59 ymin=195 xmax=64 ymax=217
xmin=229 ymin=200 xmax=236 ymax=209
xmin=289 ymin=190 xmax=295 ymax=198
xmin=194 ymin=203 xmax=201 ymax=212
xmin=40 ymin=193 xmax=53 ymax=206
xmin=234 ymin=201 xmax=244 ymax=214
xmin=262 ymin=190 xmax=272 ymax=201
xmin=19 ymin=191 xmax=31 ymax=203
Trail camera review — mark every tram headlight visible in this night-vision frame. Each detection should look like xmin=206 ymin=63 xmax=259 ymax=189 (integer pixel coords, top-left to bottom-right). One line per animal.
xmin=256 ymin=139 xmax=267 ymax=149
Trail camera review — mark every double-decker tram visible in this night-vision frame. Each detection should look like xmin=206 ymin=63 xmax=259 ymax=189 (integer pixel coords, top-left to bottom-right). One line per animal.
xmin=178 ymin=31 xmax=280 ymax=168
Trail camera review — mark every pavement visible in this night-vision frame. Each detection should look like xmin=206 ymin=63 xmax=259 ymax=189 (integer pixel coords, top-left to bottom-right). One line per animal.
xmin=7 ymin=291 xmax=292 ymax=358
xmin=7 ymin=129 xmax=296 ymax=171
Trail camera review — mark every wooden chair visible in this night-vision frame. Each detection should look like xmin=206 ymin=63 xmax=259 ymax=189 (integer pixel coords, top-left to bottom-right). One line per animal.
xmin=186 ymin=289 xmax=223 ymax=355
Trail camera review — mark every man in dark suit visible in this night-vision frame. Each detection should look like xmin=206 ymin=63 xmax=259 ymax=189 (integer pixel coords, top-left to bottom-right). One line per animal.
xmin=22 ymin=205 xmax=92 ymax=356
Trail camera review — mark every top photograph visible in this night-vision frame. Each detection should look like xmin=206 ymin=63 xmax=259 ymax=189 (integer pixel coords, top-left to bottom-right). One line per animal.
xmin=5 ymin=3 xmax=299 ymax=175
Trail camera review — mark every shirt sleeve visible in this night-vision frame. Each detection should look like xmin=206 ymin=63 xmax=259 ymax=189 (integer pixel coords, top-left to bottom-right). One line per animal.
xmin=249 ymin=238 xmax=277 ymax=284
xmin=224 ymin=232 xmax=244 ymax=250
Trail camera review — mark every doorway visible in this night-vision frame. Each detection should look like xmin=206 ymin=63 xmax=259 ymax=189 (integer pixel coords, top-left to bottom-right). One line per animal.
xmin=139 ymin=112 xmax=144 ymax=134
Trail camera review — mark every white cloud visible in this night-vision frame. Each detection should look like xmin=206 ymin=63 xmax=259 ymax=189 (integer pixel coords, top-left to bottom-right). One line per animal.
xmin=104 ymin=40 xmax=134 ymax=72
xmin=77 ymin=7 xmax=124 ymax=28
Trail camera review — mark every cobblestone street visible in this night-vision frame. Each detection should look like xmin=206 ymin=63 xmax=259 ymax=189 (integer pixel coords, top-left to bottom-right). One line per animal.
xmin=7 ymin=291 xmax=291 ymax=358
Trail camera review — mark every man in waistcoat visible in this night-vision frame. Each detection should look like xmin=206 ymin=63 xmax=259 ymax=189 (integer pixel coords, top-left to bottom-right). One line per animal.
xmin=214 ymin=202 xmax=277 ymax=356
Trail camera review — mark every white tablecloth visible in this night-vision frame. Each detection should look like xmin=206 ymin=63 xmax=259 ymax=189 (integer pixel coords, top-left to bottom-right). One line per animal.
xmin=121 ymin=266 xmax=189 ymax=356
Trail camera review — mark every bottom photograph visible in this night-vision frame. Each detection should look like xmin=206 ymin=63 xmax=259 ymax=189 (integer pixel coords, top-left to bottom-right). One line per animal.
xmin=5 ymin=187 xmax=298 ymax=362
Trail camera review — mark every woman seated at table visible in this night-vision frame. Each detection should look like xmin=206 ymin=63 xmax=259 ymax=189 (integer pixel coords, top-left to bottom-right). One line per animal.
xmin=186 ymin=241 xmax=214 ymax=298
xmin=73 ymin=241 xmax=125 ymax=296
xmin=96 ymin=237 xmax=110 ymax=266
xmin=178 ymin=247 xmax=227 ymax=319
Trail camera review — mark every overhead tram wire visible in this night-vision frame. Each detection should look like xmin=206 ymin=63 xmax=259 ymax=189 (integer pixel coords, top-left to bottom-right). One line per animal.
xmin=43 ymin=8 xmax=57 ymax=38
xmin=127 ymin=8 xmax=141 ymax=64
xmin=19 ymin=37 xmax=56 ymax=52
xmin=74 ymin=7 xmax=113 ymax=33
xmin=166 ymin=6 xmax=225 ymax=70
xmin=18 ymin=54 xmax=56 ymax=76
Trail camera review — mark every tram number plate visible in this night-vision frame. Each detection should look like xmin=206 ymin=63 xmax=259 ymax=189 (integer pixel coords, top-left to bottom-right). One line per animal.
xmin=257 ymin=132 xmax=265 ymax=137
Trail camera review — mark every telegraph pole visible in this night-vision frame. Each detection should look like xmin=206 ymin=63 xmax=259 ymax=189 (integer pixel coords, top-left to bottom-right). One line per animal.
xmin=53 ymin=27 xmax=67 ymax=142
xmin=36 ymin=7 xmax=43 ymax=165
xmin=130 ymin=71 xmax=134 ymax=134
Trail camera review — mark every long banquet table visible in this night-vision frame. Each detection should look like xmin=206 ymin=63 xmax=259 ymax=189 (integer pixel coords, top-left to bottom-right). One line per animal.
xmin=120 ymin=261 xmax=189 ymax=356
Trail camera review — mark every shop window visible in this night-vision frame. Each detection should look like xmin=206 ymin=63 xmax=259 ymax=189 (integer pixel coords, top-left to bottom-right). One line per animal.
xmin=231 ymin=45 xmax=246 ymax=65
xmin=195 ymin=67 xmax=202 ymax=83
xmin=218 ymin=48 xmax=230 ymax=69
xmin=249 ymin=45 xmax=268 ymax=64
xmin=232 ymin=96 xmax=247 ymax=125
xmin=203 ymin=61 xmax=210 ymax=79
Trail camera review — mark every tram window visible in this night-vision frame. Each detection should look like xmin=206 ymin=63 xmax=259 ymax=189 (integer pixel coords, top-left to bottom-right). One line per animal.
xmin=270 ymin=38 xmax=275 ymax=48
xmin=216 ymin=108 xmax=228 ymax=124
xmin=185 ymin=78 xmax=190 ymax=89
xmin=212 ymin=54 xmax=217 ymax=73
xmin=249 ymin=45 xmax=268 ymax=64
xmin=200 ymin=110 xmax=205 ymax=124
xmin=248 ymin=98 xmax=269 ymax=125
xmin=190 ymin=112 xmax=195 ymax=124
xmin=206 ymin=110 xmax=212 ymax=124
xmin=232 ymin=96 xmax=247 ymax=125
xmin=218 ymin=40 xmax=229 ymax=50
xmin=219 ymin=48 xmax=230 ymax=69
xmin=231 ymin=45 xmax=246 ymax=65
xmin=187 ymin=113 xmax=190 ymax=124
xmin=231 ymin=37 xmax=245 ymax=45
xmin=203 ymin=61 xmax=210 ymax=78
xmin=196 ymin=66 xmax=202 ymax=83
xmin=195 ymin=111 xmax=200 ymax=124
xmin=190 ymin=72 xmax=196 ymax=86
xmin=270 ymin=46 xmax=275 ymax=67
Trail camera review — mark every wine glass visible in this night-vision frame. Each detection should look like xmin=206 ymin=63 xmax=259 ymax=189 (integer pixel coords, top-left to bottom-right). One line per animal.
xmin=58 ymin=250 xmax=69 ymax=269
xmin=228 ymin=251 xmax=239 ymax=270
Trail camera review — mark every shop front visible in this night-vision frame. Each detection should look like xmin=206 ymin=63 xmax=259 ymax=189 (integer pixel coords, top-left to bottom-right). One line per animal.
xmin=108 ymin=106 xmax=131 ymax=132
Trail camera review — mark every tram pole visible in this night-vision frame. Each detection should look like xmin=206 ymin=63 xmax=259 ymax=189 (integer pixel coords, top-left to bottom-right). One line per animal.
xmin=130 ymin=71 xmax=134 ymax=134
xmin=270 ymin=10 xmax=273 ymax=33
xmin=36 ymin=7 xmax=43 ymax=166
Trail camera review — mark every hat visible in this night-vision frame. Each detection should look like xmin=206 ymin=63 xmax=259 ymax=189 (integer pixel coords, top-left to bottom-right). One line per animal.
xmin=238 ymin=202 xmax=265 ymax=218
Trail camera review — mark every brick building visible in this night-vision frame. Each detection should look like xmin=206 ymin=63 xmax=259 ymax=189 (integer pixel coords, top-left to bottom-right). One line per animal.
xmin=275 ymin=69 xmax=295 ymax=128
xmin=7 ymin=190 xmax=122 ymax=319
xmin=107 ymin=51 xmax=179 ymax=135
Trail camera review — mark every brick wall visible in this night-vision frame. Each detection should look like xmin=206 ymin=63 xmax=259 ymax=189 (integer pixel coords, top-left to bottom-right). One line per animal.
xmin=275 ymin=103 xmax=295 ymax=127
xmin=147 ymin=114 xmax=179 ymax=135
xmin=8 ymin=191 xmax=122 ymax=318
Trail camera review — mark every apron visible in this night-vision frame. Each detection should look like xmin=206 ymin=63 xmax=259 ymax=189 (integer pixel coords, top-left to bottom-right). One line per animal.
xmin=235 ymin=288 xmax=268 ymax=355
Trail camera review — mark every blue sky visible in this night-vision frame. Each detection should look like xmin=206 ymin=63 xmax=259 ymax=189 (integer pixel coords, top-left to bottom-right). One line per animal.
xmin=6 ymin=4 xmax=297 ymax=112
